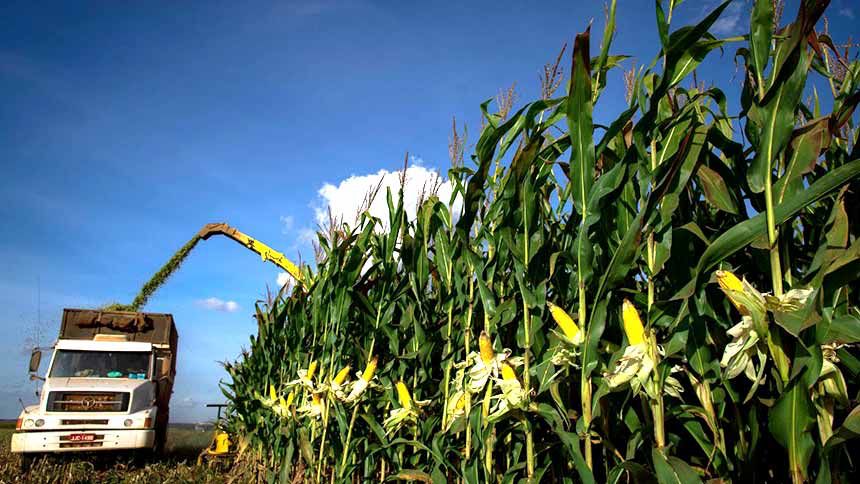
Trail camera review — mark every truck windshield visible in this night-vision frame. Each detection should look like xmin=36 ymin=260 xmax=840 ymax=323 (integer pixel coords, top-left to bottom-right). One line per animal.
xmin=49 ymin=350 xmax=151 ymax=379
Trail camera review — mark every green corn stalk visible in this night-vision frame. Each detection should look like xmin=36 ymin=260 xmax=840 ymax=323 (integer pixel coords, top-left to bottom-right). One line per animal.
xmin=212 ymin=2 xmax=860 ymax=482
xmin=567 ymin=26 xmax=596 ymax=470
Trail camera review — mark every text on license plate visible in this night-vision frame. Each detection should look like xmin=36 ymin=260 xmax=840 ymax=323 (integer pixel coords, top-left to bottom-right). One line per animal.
xmin=68 ymin=433 xmax=95 ymax=442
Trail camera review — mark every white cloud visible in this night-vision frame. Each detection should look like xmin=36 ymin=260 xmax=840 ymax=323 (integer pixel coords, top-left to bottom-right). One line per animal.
xmin=196 ymin=297 xmax=240 ymax=313
xmin=280 ymin=215 xmax=295 ymax=233
xmin=839 ymin=7 xmax=855 ymax=19
xmin=314 ymin=163 xmax=461 ymax=231
xmin=276 ymin=272 xmax=294 ymax=287
xmin=176 ymin=396 xmax=197 ymax=408
xmin=711 ymin=2 xmax=744 ymax=36
xmin=297 ymin=227 xmax=317 ymax=244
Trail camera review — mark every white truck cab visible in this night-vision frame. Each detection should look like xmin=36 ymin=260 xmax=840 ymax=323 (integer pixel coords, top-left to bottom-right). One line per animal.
xmin=13 ymin=309 xmax=178 ymax=456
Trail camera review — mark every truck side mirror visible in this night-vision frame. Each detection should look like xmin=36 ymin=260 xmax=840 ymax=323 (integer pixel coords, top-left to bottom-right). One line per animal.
xmin=28 ymin=349 xmax=42 ymax=374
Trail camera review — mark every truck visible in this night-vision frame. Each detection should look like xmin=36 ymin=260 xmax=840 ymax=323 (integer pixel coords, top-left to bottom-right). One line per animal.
xmin=12 ymin=308 xmax=178 ymax=458
xmin=11 ymin=222 xmax=298 ymax=463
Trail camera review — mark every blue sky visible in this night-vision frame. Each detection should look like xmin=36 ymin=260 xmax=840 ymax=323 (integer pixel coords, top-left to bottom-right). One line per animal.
xmin=1 ymin=0 xmax=856 ymax=422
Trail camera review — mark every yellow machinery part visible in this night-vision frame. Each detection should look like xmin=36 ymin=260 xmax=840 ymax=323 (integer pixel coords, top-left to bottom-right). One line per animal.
xmin=197 ymin=222 xmax=304 ymax=286
xmin=210 ymin=431 xmax=231 ymax=455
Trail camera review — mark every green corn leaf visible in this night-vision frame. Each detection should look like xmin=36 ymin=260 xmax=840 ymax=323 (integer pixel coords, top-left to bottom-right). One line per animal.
xmin=593 ymin=0 xmax=618 ymax=99
xmin=748 ymin=48 xmax=809 ymax=193
xmin=697 ymin=164 xmax=740 ymax=214
xmin=658 ymin=0 xmax=732 ymax=94
xmin=457 ymin=101 xmax=529 ymax=236
xmin=655 ymin=115 xmax=694 ymax=168
xmin=655 ymin=0 xmax=670 ymax=51
xmin=680 ymin=419 xmax=725 ymax=473
xmin=652 ymin=447 xmax=703 ymax=484
xmin=551 ymin=428 xmax=596 ymax=484
xmin=769 ymin=377 xmax=816 ymax=482
xmin=595 ymin=126 xmax=700 ymax=302
xmin=386 ymin=470 xmax=434 ymax=482
xmin=774 ymin=118 xmax=829 ymax=204
xmin=749 ymin=0 xmax=774 ymax=88
xmin=218 ymin=2 xmax=860 ymax=480
xmin=596 ymin=105 xmax=637 ymax=159
xmin=824 ymin=313 xmax=860 ymax=344
xmin=500 ymin=97 xmax=564 ymax=157
xmin=660 ymin=124 xmax=709 ymax=223
xmin=767 ymin=0 xmax=828 ymax=95
xmin=567 ymin=27 xmax=595 ymax=217
xmin=666 ymin=38 xmax=725 ymax=88
xmin=582 ymin=296 xmax=608 ymax=378
xmin=824 ymin=404 xmax=860 ymax=451
xmin=607 ymin=462 xmax=654 ymax=483
xmin=679 ymin=157 xmax=860 ymax=297
xmin=831 ymin=90 xmax=860 ymax=133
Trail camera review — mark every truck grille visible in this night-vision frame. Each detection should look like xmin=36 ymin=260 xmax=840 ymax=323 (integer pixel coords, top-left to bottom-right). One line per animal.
xmin=47 ymin=392 xmax=130 ymax=413
xmin=61 ymin=419 xmax=109 ymax=425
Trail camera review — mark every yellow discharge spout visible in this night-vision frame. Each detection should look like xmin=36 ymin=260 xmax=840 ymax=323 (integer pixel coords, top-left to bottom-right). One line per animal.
xmin=111 ymin=222 xmax=305 ymax=312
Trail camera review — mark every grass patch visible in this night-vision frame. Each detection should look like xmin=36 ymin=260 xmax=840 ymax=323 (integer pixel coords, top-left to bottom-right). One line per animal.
xmin=0 ymin=425 xmax=231 ymax=483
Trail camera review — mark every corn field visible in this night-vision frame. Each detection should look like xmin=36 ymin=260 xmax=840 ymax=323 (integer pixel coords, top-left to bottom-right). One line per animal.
xmin=221 ymin=1 xmax=860 ymax=482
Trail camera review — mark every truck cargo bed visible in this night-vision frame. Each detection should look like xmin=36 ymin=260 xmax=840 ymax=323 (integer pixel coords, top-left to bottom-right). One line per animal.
xmin=60 ymin=309 xmax=178 ymax=348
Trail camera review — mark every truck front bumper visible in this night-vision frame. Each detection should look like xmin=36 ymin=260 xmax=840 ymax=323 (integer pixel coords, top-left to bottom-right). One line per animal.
xmin=11 ymin=429 xmax=155 ymax=453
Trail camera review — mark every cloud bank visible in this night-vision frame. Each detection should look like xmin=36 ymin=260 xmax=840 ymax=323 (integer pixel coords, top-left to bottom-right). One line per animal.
xmin=196 ymin=297 xmax=240 ymax=313
xmin=276 ymin=272 xmax=294 ymax=288
xmin=314 ymin=163 xmax=461 ymax=230
xmin=710 ymin=1 xmax=744 ymax=36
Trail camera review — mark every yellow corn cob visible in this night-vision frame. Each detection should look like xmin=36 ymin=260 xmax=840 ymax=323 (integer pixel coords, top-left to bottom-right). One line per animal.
xmin=285 ymin=391 xmax=295 ymax=408
xmin=622 ymin=299 xmax=646 ymax=346
xmin=454 ymin=393 xmax=466 ymax=411
xmin=479 ymin=331 xmax=495 ymax=364
xmin=269 ymin=384 xmax=277 ymax=401
xmin=500 ymin=362 xmax=518 ymax=381
xmin=548 ymin=301 xmax=581 ymax=341
xmin=363 ymin=356 xmax=378 ymax=382
xmin=307 ymin=360 xmax=318 ymax=381
xmin=716 ymin=270 xmax=744 ymax=293
xmin=333 ymin=365 xmax=351 ymax=385
xmin=395 ymin=381 xmax=413 ymax=410
xmin=715 ymin=270 xmax=749 ymax=315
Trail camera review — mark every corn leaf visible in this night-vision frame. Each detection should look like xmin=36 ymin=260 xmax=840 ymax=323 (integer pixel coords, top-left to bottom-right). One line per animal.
xmin=748 ymin=48 xmax=809 ymax=193
xmin=769 ymin=378 xmax=816 ymax=482
xmin=749 ymin=0 xmax=774 ymax=85
xmin=567 ymin=27 xmax=595 ymax=217
xmin=682 ymin=157 xmax=860 ymax=296
xmin=697 ymin=164 xmax=740 ymax=214
xmin=652 ymin=448 xmax=703 ymax=484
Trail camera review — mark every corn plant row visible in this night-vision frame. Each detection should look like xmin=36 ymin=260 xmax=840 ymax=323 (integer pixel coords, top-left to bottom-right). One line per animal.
xmin=221 ymin=1 xmax=860 ymax=482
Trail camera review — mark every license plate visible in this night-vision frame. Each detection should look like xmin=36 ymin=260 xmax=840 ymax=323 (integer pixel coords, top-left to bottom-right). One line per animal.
xmin=68 ymin=433 xmax=95 ymax=442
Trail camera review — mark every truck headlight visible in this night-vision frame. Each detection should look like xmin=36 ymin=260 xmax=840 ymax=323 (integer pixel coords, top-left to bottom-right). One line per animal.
xmin=35 ymin=419 xmax=45 ymax=427
xmin=124 ymin=419 xmax=133 ymax=427
xmin=23 ymin=419 xmax=34 ymax=428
